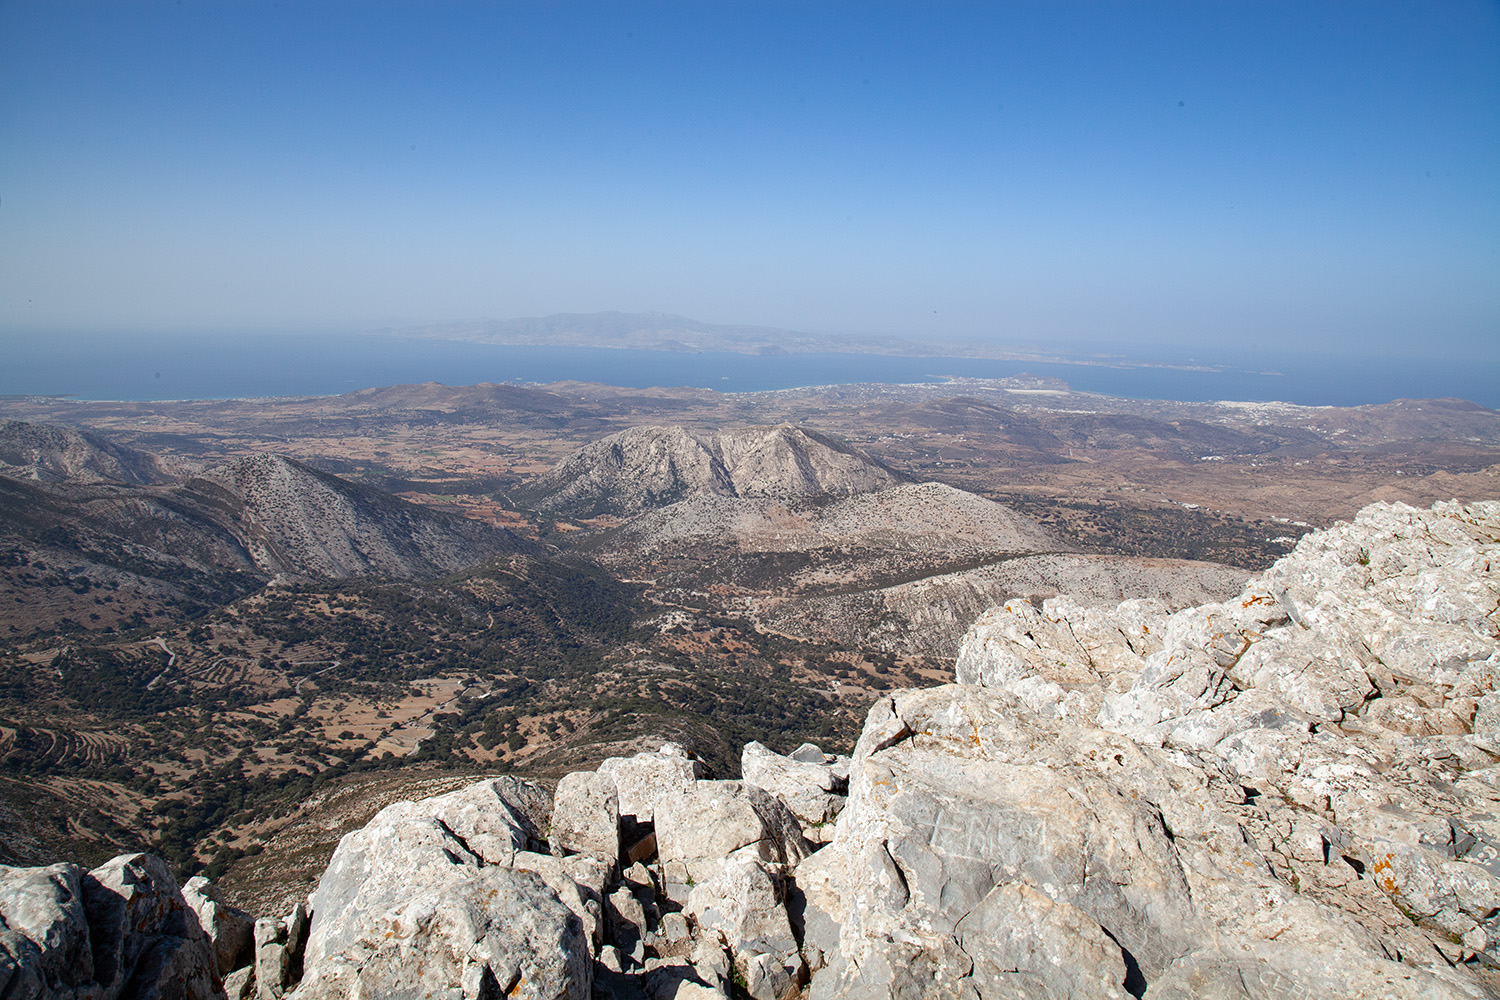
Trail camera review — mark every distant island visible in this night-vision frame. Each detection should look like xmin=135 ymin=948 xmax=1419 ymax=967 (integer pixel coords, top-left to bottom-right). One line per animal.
xmin=390 ymin=310 xmax=1225 ymax=373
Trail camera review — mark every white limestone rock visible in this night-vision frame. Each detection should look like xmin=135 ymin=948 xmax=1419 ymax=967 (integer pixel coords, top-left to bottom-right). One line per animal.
xmin=643 ymin=958 xmax=725 ymax=999
xmin=789 ymin=743 xmax=828 ymax=764
xmin=801 ymin=683 xmax=1484 ymax=999
xmin=955 ymin=597 xmax=1100 ymax=690
xmin=254 ymin=916 xmax=289 ymax=1000
xmin=685 ymin=859 xmax=800 ymax=976
xmin=512 ymin=850 xmax=610 ymax=950
xmin=598 ymin=743 xmax=707 ymax=824
xmin=84 ymin=853 xmax=223 ymax=1000
xmin=655 ymin=780 xmax=809 ymax=887
xmin=302 ymin=801 xmax=482 ymax=969
xmin=802 ymin=686 xmax=1199 ymax=999
xmin=550 ymin=770 xmax=621 ymax=863
xmin=0 ymin=862 xmax=94 ymax=998
xmin=1226 ymin=622 xmax=1374 ymax=722
xmin=223 ymin=966 xmax=256 ymax=1000
xmin=184 ymin=874 xmax=255 ymax=976
xmin=292 ymin=866 xmax=590 ymax=1000
xmin=607 ymin=885 xmax=649 ymax=955
xmin=0 ymin=854 xmax=228 ymax=1000
xmin=742 ymin=951 xmax=793 ymax=1000
xmin=811 ymin=500 xmax=1500 ymax=999
xmin=295 ymin=778 xmax=592 ymax=1000
xmin=957 ymin=881 xmax=1130 ymax=999
xmin=740 ymin=741 xmax=847 ymax=840
xmin=423 ymin=775 xmax=552 ymax=865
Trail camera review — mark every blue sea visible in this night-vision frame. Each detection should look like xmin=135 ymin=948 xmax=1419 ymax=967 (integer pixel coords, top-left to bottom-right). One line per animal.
xmin=1 ymin=332 xmax=1495 ymax=410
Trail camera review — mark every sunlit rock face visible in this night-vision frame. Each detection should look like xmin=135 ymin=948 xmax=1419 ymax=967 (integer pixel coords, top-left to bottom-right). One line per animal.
xmin=802 ymin=500 xmax=1499 ymax=999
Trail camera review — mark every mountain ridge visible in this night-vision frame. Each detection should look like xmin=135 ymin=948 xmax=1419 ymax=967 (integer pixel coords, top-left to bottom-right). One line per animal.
xmin=0 ymin=419 xmax=171 ymax=485
xmin=515 ymin=423 xmax=908 ymax=517
xmin=194 ymin=453 xmax=529 ymax=580
xmin=0 ymin=450 xmax=531 ymax=637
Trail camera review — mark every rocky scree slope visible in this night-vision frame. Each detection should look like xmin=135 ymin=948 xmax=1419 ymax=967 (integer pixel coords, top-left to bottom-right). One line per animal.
xmin=592 ymin=480 xmax=1245 ymax=658
xmin=0 ymin=450 xmax=530 ymax=635
xmin=760 ymin=550 xmax=1251 ymax=659
xmin=515 ymin=423 xmax=907 ymax=517
xmin=0 ymin=420 xmax=170 ymax=485
xmin=5 ymin=499 xmax=1500 ymax=999
xmin=595 ymin=481 xmax=1062 ymax=563
xmin=192 ymin=453 xmax=529 ymax=579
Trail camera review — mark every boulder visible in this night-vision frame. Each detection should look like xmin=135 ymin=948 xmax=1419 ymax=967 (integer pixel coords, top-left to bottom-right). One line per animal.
xmin=292 ymin=866 xmax=590 ymax=1000
xmin=1225 ymin=622 xmax=1374 ymax=722
xmin=184 ymin=874 xmax=255 ymax=976
xmin=254 ymin=917 xmax=289 ymax=1000
xmin=788 ymin=743 xmax=828 ymax=764
xmin=742 ymin=951 xmax=793 ymax=1000
xmin=223 ymin=966 xmax=255 ymax=1000
xmin=83 ymin=853 xmax=222 ymax=1000
xmin=655 ymin=781 xmax=809 ymax=887
xmin=302 ymin=801 xmax=483 ymax=969
xmin=607 ymin=885 xmax=649 ymax=955
xmin=283 ymin=902 xmax=307 ymax=982
xmin=955 ymin=596 xmax=1170 ymax=699
xmin=598 ymin=743 xmax=707 ymax=824
xmin=685 ymin=860 xmax=800 ymax=980
xmin=643 ymin=959 xmax=725 ymax=999
xmin=740 ymin=741 xmax=848 ymax=841
xmin=512 ymin=850 xmax=610 ymax=949
xmin=0 ymin=854 xmax=229 ymax=1000
xmin=296 ymin=778 xmax=594 ymax=1000
xmin=550 ymin=770 xmax=621 ymax=863
xmin=0 ymin=862 xmax=93 ymax=998
xmin=304 ymin=777 xmax=550 ymax=967
xmin=420 ymin=776 xmax=552 ymax=865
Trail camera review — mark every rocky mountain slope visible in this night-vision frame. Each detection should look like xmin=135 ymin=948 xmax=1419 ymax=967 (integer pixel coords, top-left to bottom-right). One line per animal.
xmin=598 ymin=481 xmax=1060 ymax=562
xmin=195 ymin=453 xmax=527 ymax=579
xmin=0 ymin=474 xmax=269 ymax=634
xmin=0 ymin=452 xmax=527 ymax=637
xmin=6 ymin=498 xmax=1498 ymax=999
xmin=758 ymin=551 xmax=1251 ymax=657
xmin=516 ymin=423 xmax=907 ymax=517
xmin=0 ymin=420 xmax=169 ymax=485
xmin=582 ymin=479 xmax=1245 ymax=656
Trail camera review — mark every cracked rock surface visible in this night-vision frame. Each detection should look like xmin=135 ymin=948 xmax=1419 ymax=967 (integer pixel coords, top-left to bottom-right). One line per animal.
xmin=802 ymin=500 xmax=1500 ymax=999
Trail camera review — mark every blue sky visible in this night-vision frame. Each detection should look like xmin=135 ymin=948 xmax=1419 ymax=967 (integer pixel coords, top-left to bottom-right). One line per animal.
xmin=1 ymin=1 xmax=1496 ymax=361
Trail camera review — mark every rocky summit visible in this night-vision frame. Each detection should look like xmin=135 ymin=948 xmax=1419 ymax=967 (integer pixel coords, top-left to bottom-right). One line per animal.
xmin=518 ymin=423 xmax=907 ymax=517
xmin=3 ymin=499 xmax=1499 ymax=999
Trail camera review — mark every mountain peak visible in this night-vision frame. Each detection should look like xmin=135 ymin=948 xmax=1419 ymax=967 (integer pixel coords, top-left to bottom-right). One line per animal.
xmin=517 ymin=423 xmax=907 ymax=517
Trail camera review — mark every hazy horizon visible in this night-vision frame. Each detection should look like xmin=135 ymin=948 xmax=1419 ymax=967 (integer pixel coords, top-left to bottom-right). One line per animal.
xmin=5 ymin=326 xmax=1498 ymax=409
xmin=2 ymin=2 xmax=1497 ymax=363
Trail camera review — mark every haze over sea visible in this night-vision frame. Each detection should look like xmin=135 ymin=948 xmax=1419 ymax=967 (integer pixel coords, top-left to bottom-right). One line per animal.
xmin=2 ymin=332 xmax=1496 ymax=410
